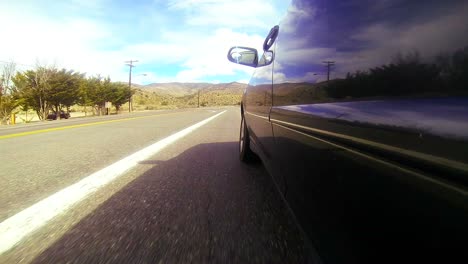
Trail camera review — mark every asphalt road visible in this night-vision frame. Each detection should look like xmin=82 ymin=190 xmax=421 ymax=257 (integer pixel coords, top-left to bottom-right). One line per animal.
xmin=0 ymin=107 xmax=316 ymax=263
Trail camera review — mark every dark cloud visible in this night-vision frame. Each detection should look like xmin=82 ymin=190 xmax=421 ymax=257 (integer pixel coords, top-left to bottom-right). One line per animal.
xmin=276 ymin=0 xmax=468 ymax=81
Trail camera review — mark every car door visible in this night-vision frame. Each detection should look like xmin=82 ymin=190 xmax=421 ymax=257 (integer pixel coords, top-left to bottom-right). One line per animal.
xmin=270 ymin=0 xmax=468 ymax=263
xmin=243 ymin=35 xmax=277 ymax=162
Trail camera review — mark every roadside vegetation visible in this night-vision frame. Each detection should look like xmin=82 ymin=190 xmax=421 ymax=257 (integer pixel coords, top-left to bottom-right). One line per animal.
xmin=0 ymin=63 xmax=132 ymax=124
xmin=0 ymin=63 xmax=245 ymax=125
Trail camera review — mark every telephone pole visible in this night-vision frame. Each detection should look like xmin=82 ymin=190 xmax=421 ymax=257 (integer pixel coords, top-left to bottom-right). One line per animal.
xmin=322 ymin=61 xmax=335 ymax=82
xmin=125 ymin=60 xmax=138 ymax=112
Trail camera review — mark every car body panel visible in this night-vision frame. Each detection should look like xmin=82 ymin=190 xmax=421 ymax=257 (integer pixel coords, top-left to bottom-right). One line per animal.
xmin=243 ymin=52 xmax=275 ymax=160
xmin=239 ymin=0 xmax=468 ymax=262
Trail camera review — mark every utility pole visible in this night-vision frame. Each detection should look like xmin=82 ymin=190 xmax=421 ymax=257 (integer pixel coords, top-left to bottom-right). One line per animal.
xmin=322 ymin=61 xmax=335 ymax=82
xmin=125 ymin=60 xmax=138 ymax=112
xmin=198 ymin=90 xmax=200 ymax=108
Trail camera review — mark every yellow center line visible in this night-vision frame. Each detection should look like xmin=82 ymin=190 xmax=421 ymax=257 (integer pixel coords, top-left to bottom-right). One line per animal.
xmin=0 ymin=112 xmax=179 ymax=140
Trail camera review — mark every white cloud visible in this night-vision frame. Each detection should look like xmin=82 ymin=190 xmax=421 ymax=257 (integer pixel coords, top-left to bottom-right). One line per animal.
xmin=280 ymin=3 xmax=317 ymax=34
xmin=173 ymin=28 xmax=265 ymax=82
xmin=0 ymin=4 xmax=116 ymax=75
xmin=68 ymin=0 xmax=109 ymax=9
xmin=168 ymin=0 xmax=285 ymax=29
xmin=131 ymin=72 xmax=172 ymax=84
xmin=279 ymin=48 xmax=335 ymax=66
xmin=114 ymin=27 xmax=266 ymax=83
xmin=338 ymin=1 xmax=468 ymax=76
xmin=0 ymin=0 xmax=289 ymax=83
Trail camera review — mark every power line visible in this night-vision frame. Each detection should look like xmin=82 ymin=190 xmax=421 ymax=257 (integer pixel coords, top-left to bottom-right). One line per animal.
xmin=124 ymin=60 xmax=138 ymax=112
xmin=322 ymin=61 xmax=335 ymax=82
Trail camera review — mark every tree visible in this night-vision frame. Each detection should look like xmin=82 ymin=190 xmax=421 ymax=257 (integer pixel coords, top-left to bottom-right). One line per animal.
xmin=326 ymin=50 xmax=440 ymax=99
xmin=12 ymin=66 xmax=55 ymax=120
xmin=78 ymin=77 xmax=133 ymax=115
xmin=79 ymin=76 xmax=97 ymax=115
xmin=108 ymin=82 xmax=133 ymax=112
xmin=11 ymin=66 xmax=138 ymax=120
xmin=80 ymin=76 xmax=111 ymax=116
xmin=78 ymin=76 xmax=91 ymax=116
xmin=436 ymin=46 xmax=468 ymax=91
xmin=0 ymin=62 xmax=18 ymax=124
xmin=48 ymin=68 xmax=83 ymax=119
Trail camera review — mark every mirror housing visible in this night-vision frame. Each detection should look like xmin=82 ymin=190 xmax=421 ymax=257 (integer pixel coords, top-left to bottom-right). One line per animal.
xmin=227 ymin=46 xmax=258 ymax=67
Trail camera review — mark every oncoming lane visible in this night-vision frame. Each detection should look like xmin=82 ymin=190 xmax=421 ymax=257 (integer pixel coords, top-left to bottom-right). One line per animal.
xmin=0 ymin=108 xmax=227 ymax=222
xmin=0 ymin=109 xmax=206 ymax=139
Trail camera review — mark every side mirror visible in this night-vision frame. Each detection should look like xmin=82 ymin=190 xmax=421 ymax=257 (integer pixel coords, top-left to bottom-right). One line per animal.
xmin=227 ymin=46 xmax=258 ymax=67
xmin=258 ymin=50 xmax=274 ymax=67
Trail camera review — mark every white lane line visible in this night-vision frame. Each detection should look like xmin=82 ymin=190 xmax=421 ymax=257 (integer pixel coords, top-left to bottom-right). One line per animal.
xmin=0 ymin=110 xmax=226 ymax=254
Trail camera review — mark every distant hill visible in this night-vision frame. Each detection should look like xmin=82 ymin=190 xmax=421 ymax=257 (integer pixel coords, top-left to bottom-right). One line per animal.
xmin=132 ymin=82 xmax=246 ymax=110
xmin=140 ymin=82 xmax=246 ymax=97
xmin=141 ymin=82 xmax=209 ymax=97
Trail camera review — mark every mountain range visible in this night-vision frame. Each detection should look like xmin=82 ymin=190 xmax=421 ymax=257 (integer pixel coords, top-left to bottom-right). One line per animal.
xmin=131 ymin=82 xmax=246 ymax=110
xmin=135 ymin=82 xmax=246 ymax=97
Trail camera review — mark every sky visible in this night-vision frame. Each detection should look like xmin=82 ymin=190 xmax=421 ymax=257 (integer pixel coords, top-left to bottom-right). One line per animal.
xmin=0 ymin=0 xmax=290 ymax=84
xmin=271 ymin=0 xmax=468 ymax=83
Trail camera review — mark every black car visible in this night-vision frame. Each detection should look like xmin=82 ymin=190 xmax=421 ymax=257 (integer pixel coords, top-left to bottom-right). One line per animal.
xmin=228 ymin=0 xmax=468 ymax=263
xmin=47 ymin=110 xmax=70 ymax=120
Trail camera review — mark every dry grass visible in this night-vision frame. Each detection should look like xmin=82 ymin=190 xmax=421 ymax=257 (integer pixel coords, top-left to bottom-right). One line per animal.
xmin=132 ymin=82 xmax=245 ymax=109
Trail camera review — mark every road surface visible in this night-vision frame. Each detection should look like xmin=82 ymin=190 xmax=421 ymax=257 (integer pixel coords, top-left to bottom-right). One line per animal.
xmin=0 ymin=107 xmax=317 ymax=263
